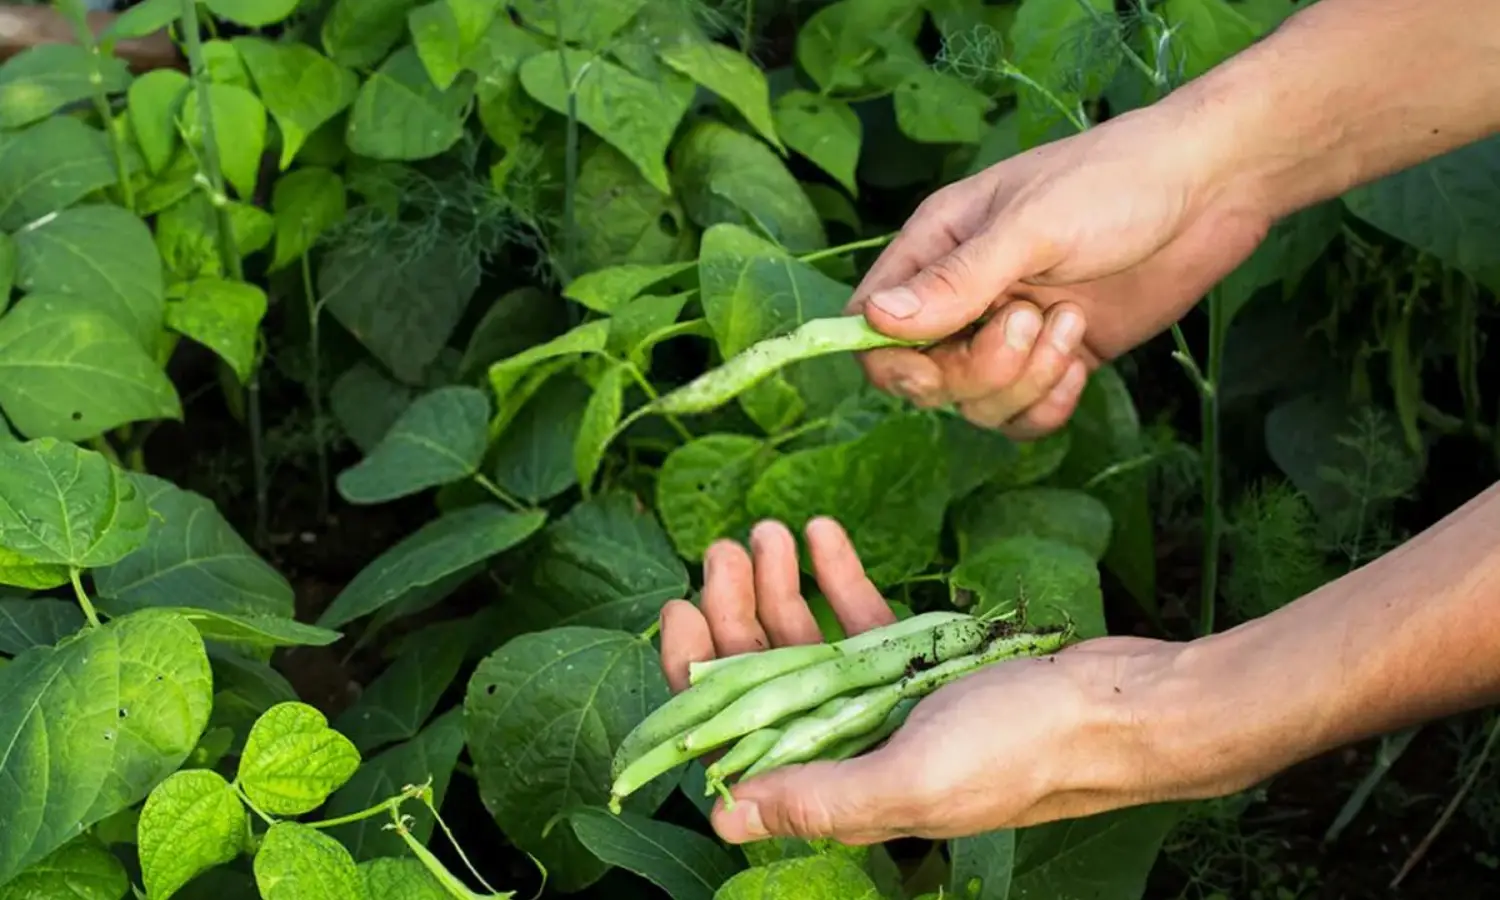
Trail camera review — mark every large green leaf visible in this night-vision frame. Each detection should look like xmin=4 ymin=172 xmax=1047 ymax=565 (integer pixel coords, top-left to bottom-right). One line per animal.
xmin=950 ymin=536 xmax=1105 ymax=639
xmin=491 ymin=375 xmax=592 ymax=503
xmin=0 ymin=118 xmax=117 ymax=232
xmin=466 ymin=626 xmax=673 ymax=892
xmin=236 ymin=702 xmax=361 ymax=816
xmin=510 ymin=491 xmax=689 ymax=636
xmin=321 ymin=0 xmax=425 ymax=69
xmin=510 ymin=0 xmax=645 ymax=48
xmin=519 ymin=49 xmax=694 ymax=194
xmin=137 ymin=769 xmax=247 ymax=900
xmin=954 ymin=486 xmax=1113 ymax=562
xmin=0 ymin=609 xmax=213 ymax=884
xmin=332 ymin=619 xmax=469 ymax=753
xmin=696 ymin=223 xmax=849 ymax=357
xmin=572 ymin=142 xmax=694 ymax=272
xmin=337 ymin=386 xmax=491 ymax=504
xmin=166 ymin=278 xmax=268 ymax=384
xmin=317 ymin=505 xmax=547 ymax=628
xmin=569 ymin=808 xmax=742 ymax=900
xmin=948 ymin=829 xmax=1015 ymax=900
xmin=14 ymin=204 xmax=165 ymax=352
xmin=252 ymin=822 xmax=365 ymax=900
xmin=657 ymin=434 xmax=781 ymax=561
xmin=773 ymin=91 xmax=861 ymax=195
xmin=93 ymin=473 xmax=293 ymax=618
xmin=748 ymin=413 xmax=949 ymax=585
xmin=348 ymin=47 xmax=474 ymax=161
xmin=893 ymin=68 xmax=993 ymax=144
xmin=180 ymin=83 xmax=267 ymax=200
xmin=659 ymin=39 xmax=781 ymax=151
xmin=325 ymin=710 xmax=465 ymax=861
xmin=319 ymin=240 xmax=481 ymax=385
xmin=0 ymin=439 xmax=149 ymax=569
xmin=795 ymin=0 xmax=923 ymax=97
xmin=673 ymin=121 xmax=826 ymax=254
xmin=269 ymin=167 xmax=346 ymax=271
xmin=1010 ymin=805 xmax=1181 ymax=899
xmin=714 ymin=855 xmax=881 ymax=899
xmin=0 ymin=598 xmax=84 ymax=654
xmin=0 ymin=44 xmax=130 ymax=130
xmin=0 ymin=835 xmax=128 ymax=900
xmin=234 ymin=37 xmax=359 ymax=169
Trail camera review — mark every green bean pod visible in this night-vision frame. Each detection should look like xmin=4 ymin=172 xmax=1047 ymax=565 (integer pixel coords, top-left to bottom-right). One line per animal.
xmin=676 ymin=617 xmax=991 ymax=754
xmin=611 ymin=642 xmax=841 ymax=780
xmin=820 ymin=698 xmax=917 ymax=762
xmin=652 ymin=315 xmax=924 ymax=415
xmin=742 ymin=683 xmax=903 ymax=779
xmin=703 ymin=727 xmax=784 ymax=794
xmin=609 ymin=735 xmax=695 ymax=814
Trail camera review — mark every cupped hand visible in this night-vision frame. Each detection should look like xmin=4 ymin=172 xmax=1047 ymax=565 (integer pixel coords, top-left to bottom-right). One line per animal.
xmin=850 ymin=106 xmax=1273 ymax=438
xmin=658 ymin=517 xmax=1180 ymax=845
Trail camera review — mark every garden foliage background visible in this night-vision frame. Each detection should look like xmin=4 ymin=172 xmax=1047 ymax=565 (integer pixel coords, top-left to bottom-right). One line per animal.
xmin=0 ymin=0 xmax=1497 ymax=898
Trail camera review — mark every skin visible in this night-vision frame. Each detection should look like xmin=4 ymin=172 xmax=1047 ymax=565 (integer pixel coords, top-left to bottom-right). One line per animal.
xmin=659 ymin=0 xmax=1500 ymax=845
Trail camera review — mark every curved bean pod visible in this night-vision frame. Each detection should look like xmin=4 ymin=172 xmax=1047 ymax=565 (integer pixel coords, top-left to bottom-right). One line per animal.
xmin=651 ymin=315 xmax=924 ymax=416
xmin=703 ymin=727 xmax=784 ymax=794
xmin=742 ymin=683 xmax=903 ymax=779
xmin=819 ymin=698 xmax=918 ymax=762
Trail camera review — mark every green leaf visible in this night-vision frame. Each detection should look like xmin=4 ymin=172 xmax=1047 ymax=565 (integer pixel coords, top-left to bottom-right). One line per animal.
xmin=181 ymin=84 xmax=267 ymax=200
xmin=14 ymin=204 xmax=165 ymax=351
xmin=154 ymin=192 xmax=274 ymax=281
xmin=138 ymin=769 xmax=247 ymax=900
xmin=572 ymin=143 xmax=695 ymax=273
xmin=128 ymin=70 xmax=191 ymax=175
xmin=510 ymin=0 xmax=644 ymax=48
xmin=318 ymin=504 xmax=547 ymax=628
xmin=253 ymin=822 xmax=366 ymax=900
xmin=1055 ymin=366 xmax=1156 ymax=616
xmin=174 ymin=610 xmax=342 ymax=650
xmin=408 ymin=0 xmax=504 ymax=90
xmin=773 ymin=91 xmax=861 ymax=195
xmin=951 ymin=535 xmax=1105 ymax=638
xmin=748 ymin=413 xmax=949 ymax=585
xmin=1008 ymin=0 xmax=1116 ymax=145
xmin=990 ymin=428 xmax=1072 ymax=491
xmin=0 ymin=609 xmax=213 ymax=884
xmin=0 ymin=118 xmax=117 ymax=232
xmin=563 ymin=261 xmax=694 ymax=314
xmin=659 ymin=40 xmax=781 ymax=151
xmin=201 ymin=39 xmax=251 ymax=89
xmin=237 ymin=701 xmax=362 ymax=815
xmin=0 ymin=438 xmax=149 ymax=568
xmin=697 ymin=223 xmax=850 ymax=357
xmin=360 ymin=857 xmax=452 ymax=899
xmin=955 ymin=486 xmax=1114 ymax=562
xmin=234 ymin=37 xmax=359 ymax=170
xmin=714 ymin=855 xmax=881 ymax=900
xmin=326 ymin=710 xmax=466 ymax=861
xmin=491 ymin=375 xmax=592 ymax=503
xmin=1160 ymin=0 xmax=1262 ymax=81
xmin=270 ymin=167 xmax=346 ymax=271
xmin=93 ymin=473 xmax=294 ymax=618
xmin=948 ymin=829 xmax=1015 ymax=900
xmin=575 ymin=362 xmax=627 ymax=490
xmin=166 ymin=278 xmax=267 ymax=384
xmin=673 ymin=121 xmax=826 ymax=254
xmin=795 ymin=0 xmax=924 ymax=97
xmin=322 ymin=0 xmax=424 ymax=68
xmin=1343 ymin=136 xmax=1500 ymax=280
xmin=348 ymin=46 xmax=474 ymax=161
xmin=332 ymin=619 xmax=469 ymax=753
xmin=330 ymin=362 xmax=418 ymax=452
xmin=511 ymin=491 xmax=689 ymax=635
xmin=519 ymin=49 xmax=694 ymax=194
xmin=894 ymin=68 xmax=993 ymax=144
xmin=105 ymin=0 xmax=180 ymax=41
xmin=0 ymin=44 xmax=130 ymax=130
xmin=336 ymin=386 xmax=491 ymax=504
xmin=608 ymin=291 xmax=695 ymax=367
xmin=570 ymin=808 xmax=742 ymax=900
xmin=1010 ymin=805 xmax=1180 ymax=899
xmin=0 ymin=547 xmax=68 ymax=591
xmin=466 ymin=626 xmax=674 ymax=893
xmin=0 ymin=598 xmax=84 ymax=653
xmin=657 ymin=434 xmax=781 ymax=560
xmin=0 ymin=835 xmax=128 ymax=900
xmin=206 ymin=0 xmax=301 ymax=27
xmin=487 ymin=319 xmax=610 ymax=399
xmin=319 ymin=241 xmax=481 ymax=385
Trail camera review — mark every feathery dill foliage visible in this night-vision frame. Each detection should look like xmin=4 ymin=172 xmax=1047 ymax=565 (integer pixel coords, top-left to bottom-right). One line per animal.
xmin=1224 ymin=479 xmax=1335 ymax=621
xmin=1316 ymin=408 xmax=1419 ymax=567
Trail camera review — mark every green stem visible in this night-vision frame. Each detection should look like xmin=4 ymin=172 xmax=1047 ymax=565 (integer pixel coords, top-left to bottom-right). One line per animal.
xmin=472 ymin=473 xmax=527 ymax=512
xmin=797 ymin=232 xmax=895 ymax=265
xmin=999 ymin=61 xmax=1090 ymax=132
xmin=625 ymin=362 xmax=691 ymax=442
xmin=769 ymin=416 xmax=831 ymax=448
xmin=307 ymin=797 xmax=400 ymax=830
xmin=1196 ymin=292 xmax=1226 ymax=636
xmin=233 ymin=784 xmax=277 ymax=827
xmin=69 ymin=568 xmax=101 ymax=629
xmin=88 ymin=436 xmax=122 ymax=467
xmin=56 ymin=0 xmax=135 ymax=210
xmin=303 ymin=254 xmax=330 ymax=521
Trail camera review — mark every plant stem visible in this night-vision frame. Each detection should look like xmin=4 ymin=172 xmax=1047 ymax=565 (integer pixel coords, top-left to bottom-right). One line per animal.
xmin=472 ymin=473 xmax=527 ymax=512
xmin=233 ymin=784 xmax=278 ymax=827
xmin=797 ymin=232 xmax=895 ymax=265
xmin=179 ymin=0 xmax=270 ymax=545
xmin=625 ymin=362 xmax=691 ymax=442
xmin=69 ymin=568 xmax=101 ymax=629
xmin=1391 ymin=714 xmax=1500 ymax=888
xmin=307 ymin=797 xmax=399 ymax=829
xmin=302 ymin=254 xmax=330 ymax=521
xmin=56 ymin=0 xmax=135 ymax=210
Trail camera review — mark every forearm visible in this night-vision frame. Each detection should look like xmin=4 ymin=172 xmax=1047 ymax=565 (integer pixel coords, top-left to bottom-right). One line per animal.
xmin=1150 ymin=482 xmax=1500 ymax=799
xmin=1169 ymin=0 xmax=1500 ymax=219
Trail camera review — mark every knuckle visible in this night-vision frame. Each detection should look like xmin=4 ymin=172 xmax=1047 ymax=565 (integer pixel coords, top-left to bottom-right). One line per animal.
xmin=773 ymin=797 xmax=839 ymax=840
xmin=922 ymin=254 xmax=974 ymax=300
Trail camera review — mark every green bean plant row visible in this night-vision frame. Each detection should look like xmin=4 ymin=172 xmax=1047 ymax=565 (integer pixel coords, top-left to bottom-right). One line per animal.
xmin=0 ymin=0 xmax=1494 ymax=898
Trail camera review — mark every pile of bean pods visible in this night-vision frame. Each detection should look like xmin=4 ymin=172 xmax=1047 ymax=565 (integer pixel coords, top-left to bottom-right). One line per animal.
xmin=608 ymin=610 xmax=1074 ymax=813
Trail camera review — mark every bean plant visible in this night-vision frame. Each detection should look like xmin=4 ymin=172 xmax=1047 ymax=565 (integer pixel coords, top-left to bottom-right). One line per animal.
xmin=0 ymin=0 xmax=1494 ymax=898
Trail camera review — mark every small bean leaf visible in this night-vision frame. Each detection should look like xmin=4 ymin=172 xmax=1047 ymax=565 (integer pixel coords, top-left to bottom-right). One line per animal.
xmin=138 ymin=770 xmax=248 ymax=900
xmin=893 ymin=68 xmax=994 ymax=144
xmin=180 ymin=84 xmax=267 ymax=200
xmin=488 ymin=319 xmax=611 ymax=399
xmin=0 ymin=44 xmax=131 ymax=130
xmin=658 ymin=40 xmax=781 ymax=151
xmin=233 ymin=37 xmax=358 ymax=169
xmin=348 ymin=46 xmax=474 ymax=162
xmin=253 ymin=823 xmax=365 ymax=900
xmin=575 ymin=362 xmax=627 ymax=491
xmin=672 ymin=120 xmax=825 ymax=254
xmin=270 ymin=167 xmax=345 ymax=271
xmin=0 ymin=546 xmax=69 ymax=591
xmin=950 ymin=536 xmax=1105 ymax=639
xmin=236 ymin=702 xmax=362 ymax=815
xmin=0 ymin=835 xmax=128 ymax=900
xmin=570 ymin=808 xmax=741 ymax=900
xmin=174 ymin=609 xmax=343 ymax=650
xmin=206 ymin=0 xmax=302 ymax=28
xmin=128 ymin=70 xmax=191 ymax=175
xmin=562 ymin=261 xmax=694 ymax=313
xmin=332 ymin=619 xmax=469 ymax=753
xmin=0 ymin=438 xmax=149 ymax=569
xmin=166 ymin=278 xmax=268 ymax=384
xmin=773 ymin=91 xmax=861 ymax=195
xmin=336 ymin=386 xmax=491 ymax=504
xmin=954 ymin=486 xmax=1114 ymax=562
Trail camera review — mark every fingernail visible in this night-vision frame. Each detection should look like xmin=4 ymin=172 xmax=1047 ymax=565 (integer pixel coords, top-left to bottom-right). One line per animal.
xmin=1005 ymin=308 xmax=1042 ymax=350
xmin=733 ymin=801 xmax=768 ymax=841
xmin=1051 ymin=310 xmax=1085 ymax=352
xmin=870 ymin=287 xmax=921 ymax=319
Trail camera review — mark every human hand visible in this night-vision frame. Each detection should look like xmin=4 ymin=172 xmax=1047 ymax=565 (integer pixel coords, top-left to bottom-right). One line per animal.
xmin=658 ymin=517 xmax=1186 ymax=845
xmin=849 ymin=104 xmax=1273 ymax=438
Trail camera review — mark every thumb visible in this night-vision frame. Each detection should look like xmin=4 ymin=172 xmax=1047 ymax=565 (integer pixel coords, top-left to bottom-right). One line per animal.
xmin=709 ymin=755 xmax=900 ymax=845
xmin=862 ymin=224 xmax=1042 ymax=342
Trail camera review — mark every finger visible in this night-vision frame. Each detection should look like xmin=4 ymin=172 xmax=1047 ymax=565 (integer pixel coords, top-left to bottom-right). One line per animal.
xmin=805 ymin=517 xmax=898 ymax=635
xmin=750 ymin=520 xmax=822 ymax=646
xmin=846 ymin=189 xmax=972 ymax=313
xmin=659 ymin=599 xmax=713 ymax=694
xmin=699 ymin=540 xmax=770 ymax=657
xmin=861 ymin=219 xmax=1048 ymax=343
xmin=710 ymin=755 xmax=905 ymax=845
xmin=922 ymin=301 xmax=1044 ymax=404
xmin=1000 ymin=358 xmax=1090 ymax=442
xmin=956 ymin=303 xmax=1086 ymax=429
xmin=857 ymin=344 xmax=949 ymax=407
